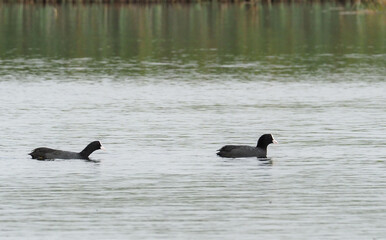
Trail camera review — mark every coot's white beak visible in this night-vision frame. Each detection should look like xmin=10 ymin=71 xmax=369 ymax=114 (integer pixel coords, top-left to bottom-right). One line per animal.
xmin=100 ymin=145 xmax=106 ymax=151
xmin=273 ymin=139 xmax=278 ymax=144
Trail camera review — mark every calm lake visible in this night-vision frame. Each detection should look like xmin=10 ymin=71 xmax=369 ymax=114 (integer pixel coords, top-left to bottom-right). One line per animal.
xmin=0 ymin=2 xmax=385 ymax=239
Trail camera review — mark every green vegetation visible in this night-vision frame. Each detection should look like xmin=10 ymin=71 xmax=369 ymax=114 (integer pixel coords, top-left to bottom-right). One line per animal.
xmin=0 ymin=2 xmax=384 ymax=61
xmin=0 ymin=1 xmax=384 ymax=78
xmin=1 ymin=0 xmax=385 ymax=5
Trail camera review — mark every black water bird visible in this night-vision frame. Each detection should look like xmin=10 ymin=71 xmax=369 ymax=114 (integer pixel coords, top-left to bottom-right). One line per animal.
xmin=29 ymin=141 xmax=105 ymax=160
xmin=217 ymin=134 xmax=278 ymax=158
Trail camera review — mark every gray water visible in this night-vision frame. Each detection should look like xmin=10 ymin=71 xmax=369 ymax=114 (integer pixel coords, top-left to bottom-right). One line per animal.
xmin=1 ymin=2 xmax=386 ymax=239
xmin=1 ymin=56 xmax=385 ymax=239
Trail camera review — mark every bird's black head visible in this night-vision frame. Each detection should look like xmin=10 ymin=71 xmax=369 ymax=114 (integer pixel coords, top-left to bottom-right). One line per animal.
xmin=90 ymin=141 xmax=104 ymax=150
xmin=80 ymin=141 xmax=105 ymax=158
xmin=257 ymin=134 xmax=278 ymax=149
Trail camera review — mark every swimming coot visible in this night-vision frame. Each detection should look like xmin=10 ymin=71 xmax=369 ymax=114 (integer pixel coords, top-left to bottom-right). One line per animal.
xmin=29 ymin=141 xmax=105 ymax=160
xmin=217 ymin=134 xmax=277 ymax=158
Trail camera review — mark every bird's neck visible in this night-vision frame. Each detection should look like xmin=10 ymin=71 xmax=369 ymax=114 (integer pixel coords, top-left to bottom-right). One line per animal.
xmin=256 ymin=142 xmax=269 ymax=150
xmin=80 ymin=144 xmax=95 ymax=158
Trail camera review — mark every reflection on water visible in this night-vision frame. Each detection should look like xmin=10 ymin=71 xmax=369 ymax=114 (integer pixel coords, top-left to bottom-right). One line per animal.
xmin=0 ymin=2 xmax=385 ymax=60
xmin=0 ymin=2 xmax=386 ymax=240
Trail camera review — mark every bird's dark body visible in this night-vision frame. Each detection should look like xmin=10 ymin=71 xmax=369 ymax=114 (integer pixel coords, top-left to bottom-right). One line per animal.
xmin=29 ymin=141 xmax=104 ymax=160
xmin=217 ymin=145 xmax=267 ymax=158
xmin=29 ymin=148 xmax=86 ymax=160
